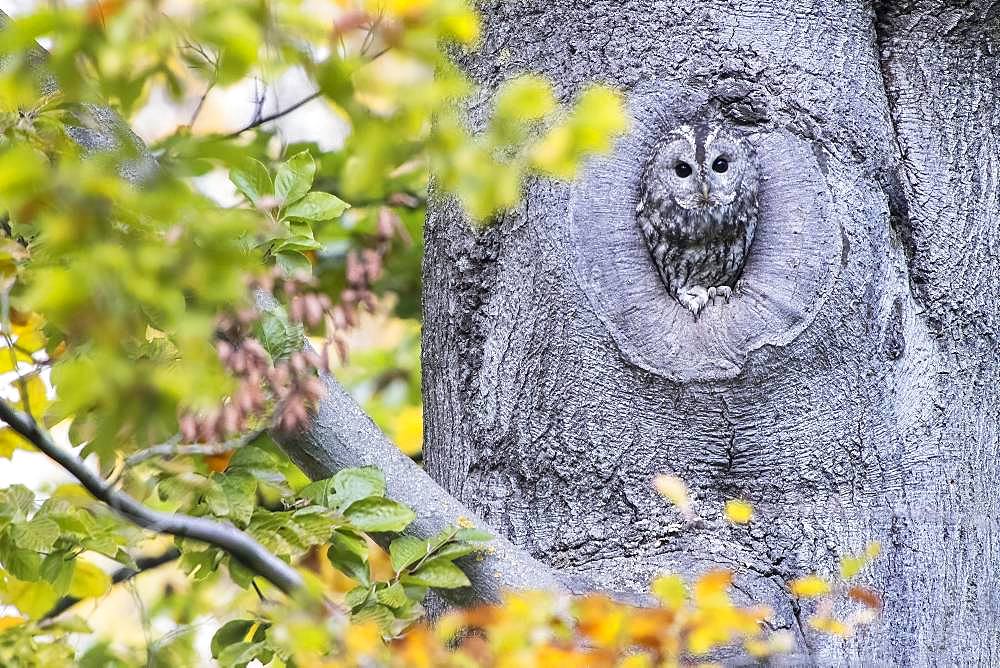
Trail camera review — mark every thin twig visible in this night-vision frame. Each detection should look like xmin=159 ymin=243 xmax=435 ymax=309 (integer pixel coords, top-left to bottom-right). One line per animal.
xmin=225 ymin=45 xmax=393 ymax=139
xmin=125 ymin=427 xmax=266 ymax=467
xmin=0 ymin=398 xmax=309 ymax=597
xmin=225 ymin=91 xmax=321 ymax=139
xmin=42 ymin=547 xmax=182 ymax=621
xmin=189 ymin=82 xmax=215 ymax=127
xmin=1 ymin=289 xmax=32 ymax=418
xmin=180 ymin=40 xmax=218 ymax=128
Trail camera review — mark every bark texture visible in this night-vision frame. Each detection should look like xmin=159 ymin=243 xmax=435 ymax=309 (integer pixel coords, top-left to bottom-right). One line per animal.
xmin=423 ymin=1 xmax=1000 ymax=664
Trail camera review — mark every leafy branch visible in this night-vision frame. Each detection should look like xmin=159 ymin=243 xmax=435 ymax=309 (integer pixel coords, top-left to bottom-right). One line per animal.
xmin=0 ymin=398 xmax=309 ymax=598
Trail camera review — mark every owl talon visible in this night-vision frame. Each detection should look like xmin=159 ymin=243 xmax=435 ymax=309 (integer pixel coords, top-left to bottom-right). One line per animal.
xmin=678 ymin=286 xmax=710 ymax=317
xmin=709 ymin=286 xmax=732 ymax=304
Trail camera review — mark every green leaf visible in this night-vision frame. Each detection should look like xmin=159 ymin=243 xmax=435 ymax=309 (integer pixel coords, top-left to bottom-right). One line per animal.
xmin=334 ymin=467 xmax=386 ymax=505
xmin=3 ymin=543 xmax=41 ymax=581
xmin=275 ymin=151 xmax=315 ymax=205
xmin=389 ymin=536 xmax=427 ymax=573
xmin=275 ymin=250 xmax=312 ymax=277
xmin=454 ymin=528 xmax=493 ymax=542
xmin=229 ymin=159 xmax=272 ymax=206
xmin=248 ymin=507 xmax=338 ymax=559
xmin=327 ymin=530 xmax=370 ymax=585
xmin=202 ymin=480 xmax=230 ymax=518
xmin=256 ymin=309 xmax=304 ymax=363
xmin=12 ymin=516 xmax=60 ymax=551
xmin=273 ymin=235 xmax=323 ymax=253
xmin=345 ymin=584 xmax=371 ymax=610
xmin=302 ymin=466 xmax=385 ymax=512
xmin=40 ymin=552 xmax=75 ymax=597
xmin=179 ymin=549 xmax=219 ymax=581
xmin=217 ymin=472 xmax=258 ymax=527
xmin=2 ymin=486 xmax=35 ymax=519
xmin=284 ymin=192 xmax=350 ymax=222
xmin=344 ymin=497 xmax=415 ymax=533
xmin=376 ymin=582 xmax=409 ymax=609
xmin=400 ymin=558 xmax=471 ymax=589
xmin=427 ymin=527 xmax=459 ymax=551
xmin=157 ymin=472 xmax=213 ymax=508
xmin=299 ymin=480 xmax=333 ymax=508
xmin=351 ymin=603 xmax=395 ymax=634
xmin=430 ymin=541 xmax=478 ymax=562
xmin=211 ymin=620 xmax=268 ymax=659
xmin=216 ymin=641 xmax=272 ymax=668
xmin=227 ymin=558 xmax=257 ymax=590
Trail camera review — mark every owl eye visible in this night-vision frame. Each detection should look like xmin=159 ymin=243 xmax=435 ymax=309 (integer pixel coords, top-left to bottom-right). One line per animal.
xmin=674 ymin=162 xmax=692 ymax=178
xmin=712 ymin=157 xmax=729 ymax=173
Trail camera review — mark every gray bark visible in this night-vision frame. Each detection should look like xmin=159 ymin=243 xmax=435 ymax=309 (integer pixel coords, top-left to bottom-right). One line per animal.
xmin=423 ymin=1 xmax=1000 ymax=665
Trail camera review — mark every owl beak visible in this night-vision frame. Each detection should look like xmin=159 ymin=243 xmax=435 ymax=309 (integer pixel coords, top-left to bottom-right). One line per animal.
xmin=701 ymin=182 xmax=710 ymax=203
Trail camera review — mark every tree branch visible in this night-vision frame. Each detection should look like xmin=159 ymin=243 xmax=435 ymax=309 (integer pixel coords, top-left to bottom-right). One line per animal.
xmin=125 ymin=427 xmax=266 ymax=467
xmin=254 ymin=291 xmax=608 ymax=606
xmin=42 ymin=547 xmax=181 ymax=621
xmin=0 ymin=399 xmax=307 ymax=597
xmin=224 ymin=91 xmax=321 ymax=139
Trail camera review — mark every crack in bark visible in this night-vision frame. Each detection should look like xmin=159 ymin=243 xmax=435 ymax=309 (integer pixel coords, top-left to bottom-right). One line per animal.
xmin=871 ymin=1 xmax=924 ymax=302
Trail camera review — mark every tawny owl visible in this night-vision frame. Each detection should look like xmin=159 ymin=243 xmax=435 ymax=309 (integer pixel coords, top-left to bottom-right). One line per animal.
xmin=635 ymin=124 xmax=759 ymax=317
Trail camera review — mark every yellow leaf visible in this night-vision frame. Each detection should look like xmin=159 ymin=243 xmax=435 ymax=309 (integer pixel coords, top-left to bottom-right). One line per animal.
xmin=345 ymin=621 xmax=382 ymax=656
xmin=572 ymin=86 xmax=629 ymax=151
xmin=530 ymin=125 xmax=575 ymax=179
xmin=651 ymin=574 xmax=687 ymax=611
xmin=789 ymin=575 xmax=830 ymax=598
xmin=694 ymin=569 xmax=732 ymax=601
xmin=0 ymin=428 xmax=31 ymax=458
xmin=617 ymin=654 xmax=653 ymax=668
xmin=379 ymin=0 xmax=433 ymax=17
xmin=653 ymin=474 xmax=691 ymax=512
xmin=839 ymin=555 xmax=866 ymax=580
xmin=14 ymin=373 xmax=48 ymax=419
xmin=579 ymin=601 xmax=625 ymax=648
xmin=809 ymin=615 xmax=850 ymax=637
xmin=69 ymin=560 xmax=111 ymax=599
xmin=495 ymin=76 xmax=556 ymax=122
xmin=440 ymin=9 xmax=481 ymax=44
xmin=687 ymin=624 xmax=728 ymax=655
xmin=724 ymin=500 xmax=753 ymax=524
xmin=0 ymin=616 xmax=25 ymax=632
xmin=865 ymin=541 xmax=881 ymax=559
xmin=0 ymin=577 xmax=58 ymax=619
xmin=10 ymin=311 xmax=46 ymax=354
xmin=391 ymin=405 xmax=423 ymax=456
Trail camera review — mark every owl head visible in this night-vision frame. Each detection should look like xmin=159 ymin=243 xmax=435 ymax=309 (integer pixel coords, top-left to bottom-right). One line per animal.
xmin=645 ymin=124 xmax=756 ymax=211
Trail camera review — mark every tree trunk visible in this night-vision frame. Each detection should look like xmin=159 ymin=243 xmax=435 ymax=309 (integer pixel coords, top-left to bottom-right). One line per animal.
xmin=422 ymin=1 xmax=1000 ymax=664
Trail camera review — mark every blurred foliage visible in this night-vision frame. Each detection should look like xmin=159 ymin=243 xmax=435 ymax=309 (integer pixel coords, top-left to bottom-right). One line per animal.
xmin=0 ymin=0 xmax=882 ymax=665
